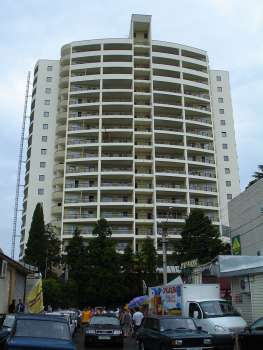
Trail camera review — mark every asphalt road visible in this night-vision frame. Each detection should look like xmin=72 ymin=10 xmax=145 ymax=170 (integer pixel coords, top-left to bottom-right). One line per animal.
xmin=75 ymin=329 xmax=137 ymax=350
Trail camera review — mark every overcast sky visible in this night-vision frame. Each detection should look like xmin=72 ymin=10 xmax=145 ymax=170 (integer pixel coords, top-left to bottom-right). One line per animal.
xmin=0 ymin=0 xmax=262 ymax=256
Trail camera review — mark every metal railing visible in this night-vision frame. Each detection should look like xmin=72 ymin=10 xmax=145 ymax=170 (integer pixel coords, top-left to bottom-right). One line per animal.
xmin=190 ymin=199 xmax=218 ymax=207
xmin=188 ymin=143 xmax=214 ymax=150
xmin=189 ymin=184 xmax=217 ymax=192
xmin=189 ymin=171 xmax=216 ymax=178
xmin=66 ymin=167 xmax=97 ymax=173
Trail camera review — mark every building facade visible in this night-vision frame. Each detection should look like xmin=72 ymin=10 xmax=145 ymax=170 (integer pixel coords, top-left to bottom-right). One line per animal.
xmin=229 ymin=178 xmax=263 ymax=256
xmin=20 ymin=14 xmax=239 ymax=258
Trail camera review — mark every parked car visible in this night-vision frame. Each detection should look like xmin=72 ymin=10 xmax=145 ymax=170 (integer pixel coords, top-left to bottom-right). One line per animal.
xmin=238 ymin=317 xmax=263 ymax=350
xmin=6 ymin=314 xmax=76 ymax=350
xmin=45 ymin=311 xmax=76 ymax=336
xmin=84 ymin=313 xmax=123 ymax=347
xmin=0 ymin=314 xmax=16 ymax=350
xmin=137 ymin=315 xmax=213 ymax=350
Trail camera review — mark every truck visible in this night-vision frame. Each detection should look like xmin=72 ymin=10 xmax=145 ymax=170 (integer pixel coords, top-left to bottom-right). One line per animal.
xmin=149 ymin=283 xmax=247 ymax=350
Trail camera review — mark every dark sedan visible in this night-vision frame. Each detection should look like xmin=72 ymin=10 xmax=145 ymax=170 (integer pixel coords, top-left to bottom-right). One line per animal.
xmin=137 ymin=316 xmax=213 ymax=350
xmin=238 ymin=317 xmax=263 ymax=350
xmin=84 ymin=314 xmax=123 ymax=347
xmin=6 ymin=314 xmax=76 ymax=350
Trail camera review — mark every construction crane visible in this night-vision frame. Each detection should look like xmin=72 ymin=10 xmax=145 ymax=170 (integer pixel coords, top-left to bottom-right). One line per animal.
xmin=11 ymin=72 xmax=31 ymax=259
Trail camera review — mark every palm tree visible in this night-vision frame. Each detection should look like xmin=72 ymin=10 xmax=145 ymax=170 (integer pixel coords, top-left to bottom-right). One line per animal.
xmin=246 ymin=165 xmax=263 ymax=189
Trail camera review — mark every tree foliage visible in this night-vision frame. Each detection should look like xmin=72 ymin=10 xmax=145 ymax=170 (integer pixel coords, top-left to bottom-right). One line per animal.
xmin=246 ymin=165 xmax=263 ymax=189
xmin=24 ymin=203 xmax=47 ymax=275
xmin=175 ymin=209 xmax=230 ymax=265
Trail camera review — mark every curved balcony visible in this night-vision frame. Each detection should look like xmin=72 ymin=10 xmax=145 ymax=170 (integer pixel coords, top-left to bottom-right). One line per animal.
xmin=189 ymin=184 xmax=217 ymax=193
xmin=57 ymin=112 xmax=67 ymax=123
xmin=187 ymin=143 xmax=214 ymax=152
xmin=190 ymin=199 xmax=218 ymax=209
xmin=54 ymin=149 xmax=65 ymax=161
xmin=156 ymin=184 xmax=186 ymax=192
xmin=54 ymin=163 xmax=64 ymax=172
xmin=52 ymin=190 xmax=63 ymax=200
xmin=53 ymin=176 xmax=64 ymax=186
xmin=188 ymin=170 xmax=216 ymax=179
xmin=56 ymin=125 xmax=66 ymax=135
xmin=51 ymin=206 xmax=62 ymax=215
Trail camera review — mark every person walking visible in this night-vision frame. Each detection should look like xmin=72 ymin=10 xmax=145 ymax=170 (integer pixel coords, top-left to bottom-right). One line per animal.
xmin=122 ymin=309 xmax=132 ymax=337
xmin=8 ymin=300 xmax=16 ymax=314
xmin=132 ymin=308 xmax=144 ymax=334
xmin=16 ymin=299 xmax=25 ymax=313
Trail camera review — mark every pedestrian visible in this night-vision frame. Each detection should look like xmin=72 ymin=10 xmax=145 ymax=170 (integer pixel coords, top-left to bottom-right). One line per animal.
xmin=8 ymin=300 xmax=16 ymax=314
xmin=16 ymin=299 xmax=25 ymax=313
xmin=122 ymin=309 xmax=132 ymax=337
xmin=132 ymin=308 xmax=144 ymax=334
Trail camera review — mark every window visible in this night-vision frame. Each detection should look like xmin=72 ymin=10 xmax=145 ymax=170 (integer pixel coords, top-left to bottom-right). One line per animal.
xmin=43 ymin=124 xmax=48 ymax=129
xmin=40 ymin=162 xmax=46 ymax=168
xmin=216 ymin=75 xmax=222 ymax=81
xmin=224 ymin=156 xmax=229 ymax=161
xmin=222 ymin=143 xmax=228 ymax=149
xmin=45 ymin=88 xmax=51 ymax=94
xmin=38 ymin=188 xmax=44 ymax=195
xmin=46 ymin=76 xmax=52 ymax=82
xmin=225 ymin=168 xmax=230 ymax=174
xmin=42 ymin=136 xmax=47 ymax=142
xmin=220 ymin=120 xmax=226 ymax=125
xmin=218 ymin=97 xmax=224 ymax=103
xmin=219 ymin=109 xmax=225 ymax=114
xmin=39 ymin=175 xmax=45 ymax=181
xmin=47 ymin=65 xmax=53 ymax=71
xmin=221 ymin=132 xmax=227 ymax=137
xmin=227 ymin=194 xmax=232 ymax=200
xmin=44 ymin=99 xmax=50 ymax=105
xmin=217 ymin=87 xmax=222 ymax=92
xmin=41 ymin=149 xmax=47 ymax=155
xmin=43 ymin=111 xmax=49 ymax=117
xmin=189 ymin=303 xmax=202 ymax=319
xmin=144 ymin=32 xmax=148 ymax=39
xmin=226 ymin=181 xmax=231 ymax=187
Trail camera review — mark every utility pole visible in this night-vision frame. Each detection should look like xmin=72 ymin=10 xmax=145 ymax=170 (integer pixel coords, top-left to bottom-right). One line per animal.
xmin=161 ymin=206 xmax=173 ymax=285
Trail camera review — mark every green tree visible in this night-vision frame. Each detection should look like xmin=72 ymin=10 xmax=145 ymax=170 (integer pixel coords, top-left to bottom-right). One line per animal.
xmin=24 ymin=203 xmax=47 ymax=274
xmin=84 ymin=219 xmax=124 ymax=307
xmin=65 ymin=227 xmax=86 ymax=280
xmin=42 ymin=278 xmax=62 ymax=309
xmin=246 ymin=165 xmax=263 ymax=189
xmin=121 ymin=245 xmax=140 ymax=300
xmin=44 ymin=224 xmax=61 ymax=278
xmin=141 ymin=237 xmax=158 ymax=286
xmin=175 ymin=209 xmax=229 ymax=265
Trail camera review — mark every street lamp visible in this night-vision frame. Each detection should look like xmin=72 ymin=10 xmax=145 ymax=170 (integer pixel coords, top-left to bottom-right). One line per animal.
xmin=160 ymin=206 xmax=173 ymax=285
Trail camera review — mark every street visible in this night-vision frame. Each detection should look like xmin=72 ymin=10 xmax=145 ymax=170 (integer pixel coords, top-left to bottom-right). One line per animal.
xmin=74 ymin=330 xmax=137 ymax=350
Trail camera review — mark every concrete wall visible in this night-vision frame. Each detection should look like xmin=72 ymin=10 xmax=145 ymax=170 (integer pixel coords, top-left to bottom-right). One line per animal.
xmin=210 ymin=70 xmax=240 ymax=228
xmin=229 ymin=178 xmax=263 ymax=255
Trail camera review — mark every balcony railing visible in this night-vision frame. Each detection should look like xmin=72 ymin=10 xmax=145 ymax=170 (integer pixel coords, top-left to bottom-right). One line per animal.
xmin=190 ymin=199 xmax=218 ymax=207
xmin=156 ymin=155 xmax=185 ymax=161
xmin=155 ymin=127 xmax=183 ymax=133
xmin=64 ymin=197 xmax=96 ymax=203
xmin=189 ymin=184 xmax=217 ymax=192
xmin=66 ymin=167 xmax=97 ymax=173
xmin=188 ymin=157 xmax=215 ymax=164
xmin=185 ymin=116 xmax=212 ymax=124
xmin=69 ymin=99 xmax=99 ymax=105
xmin=69 ymin=113 xmax=99 ymax=118
xmin=187 ymin=130 xmax=213 ymax=137
xmin=157 ymin=213 xmax=187 ymax=220
xmin=155 ymin=114 xmax=183 ymax=119
xmin=101 ymin=182 xmax=132 ymax=187
xmin=157 ymin=198 xmax=187 ymax=204
xmin=156 ymin=169 xmax=185 ymax=174
xmin=64 ymin=213 xmax=96 ymax=219
xmin=68 ymin=125 xmax=99 ymax=131
xmin=184 ymin=91 xmax=210 ymax=99
xmin=65 ymin=183 xmax=97 ymax=188
xmin=188 ymin=143 xmax=214 ymax=150
xmin=101 ymin=198 xmax=132 ymax=202
xmin=67 ymin=153 xmax=98 ymax=159
xmin=157 ymin=184 xmax=185 ymax=189
xmin=68 ymin=139 xmax=98 ymax=145
xmin=185 ymin=105 xmax=210 ymax=112
xmin=70 ymin=86 xmax=99 ymax=92
xmin=102 ymin=139 xmax=132 ymax=143
xmin=189 ymin=171 xmax=216 ymax=178
xmin=102 ymin=168 xmax=133 ymax=172
xmin=102 ymin=153 xmax=132 ymax=158
xmin=155 ymin=140 xmax=184 ymax=146
xmin=102 ymin=213 xmax=133 ymax=218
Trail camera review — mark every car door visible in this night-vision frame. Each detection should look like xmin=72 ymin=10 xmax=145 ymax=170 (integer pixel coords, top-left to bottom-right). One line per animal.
xmin=246 ymin=318 xmax=263 ymax=350
xmin=141 ymin=318 xmax=153 ymax=348
xmin=147 ymin=319 xmax=161 ymax=350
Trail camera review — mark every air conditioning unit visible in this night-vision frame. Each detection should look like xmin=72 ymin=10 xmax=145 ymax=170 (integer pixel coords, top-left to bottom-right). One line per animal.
xmin=240 ymin=277 xmax=250 ymax=293
xmin=0 ymin=260 xmax=7 ymax=278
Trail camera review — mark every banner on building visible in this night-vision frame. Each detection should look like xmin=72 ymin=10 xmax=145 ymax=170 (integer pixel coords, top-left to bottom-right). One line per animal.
xmin=26 ymin=279 xmax=44 ymax=314
xmin=232 ymin=235 xmax=241 ymax=255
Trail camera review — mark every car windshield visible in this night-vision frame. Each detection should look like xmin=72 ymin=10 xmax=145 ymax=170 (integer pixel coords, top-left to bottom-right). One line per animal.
xmin=15 ymin=319 xmax=70 ymax=340
xmin=90 ymin=316 xmax=119 ymax=326
xmin=3 ymin=315 xmax=15 ymax=328
xmin=200 ymin=301 xmax=240 ymax=318
xmin=161 ymin=318 xmax=197 ymax=331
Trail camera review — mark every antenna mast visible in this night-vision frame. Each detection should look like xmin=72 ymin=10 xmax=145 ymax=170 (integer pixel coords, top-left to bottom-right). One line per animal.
xmin=11 ymin=72 xmax=31 ymax=259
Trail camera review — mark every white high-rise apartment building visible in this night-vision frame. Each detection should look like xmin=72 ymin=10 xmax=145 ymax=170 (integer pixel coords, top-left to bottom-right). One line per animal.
xmin=20 ymin=15 xmax=240 ymax=258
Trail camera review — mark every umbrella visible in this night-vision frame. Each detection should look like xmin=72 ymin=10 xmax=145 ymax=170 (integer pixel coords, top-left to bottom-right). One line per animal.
xmin=128 ymin=295 xmax=149 ymax=308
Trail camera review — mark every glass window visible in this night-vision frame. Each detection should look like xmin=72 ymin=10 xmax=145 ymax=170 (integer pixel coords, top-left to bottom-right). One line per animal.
xmin=43 ymin=111 xmax=49 ymax=117
xmin=217 ymin=87 xmax=222 ymax=92
xmin=218 ymin=97 xmax=224 ymax=103
xmin=47 ymin=66 xmax=53 ymax=71
xmin=38 ymin=188 xmax=44 ymax=195
xmin=90 ymin=316 xmax=120 ymax=326
xmin=15 ymin=320 xmax=70 ymax=340
xmin=161 ymin=317 xmax=196 ymax=331
xmin=43 ymin=124 xmax=48 ymax=129
xmin=216 ymin=75 xmax=222 ymax=81
xmin=226 ymin=181 xmax=231 ymax=187
xmin=252 ymin=318 xmax=263 ymax=331
xmin=46 ymin=76 xmax=52 ymax=82
xmin=225 ymin=168 xmax=230 ymax=174
xmin=227 ymin=194 xmax=232 ymax=200
xmin=222 ymin=143 xmax=228 ymax=149
xmin=44 ymin=100 xmax=50 ymax=105
xmin=200 ymin=301 xmax=239 ymax=318
xmin=42 ymin=136 xmax=47 ymax=142
xmin=41 ymin=149 xmax=47 ymax=155
xmin=219 ymin=109 xmax=225 ymax=114
xmin=39 ymin=175 xmax=45 ymax=181
xmin=221 ymin=132 xmax=227 ymax=137
xmin=220 ymin=120 xmax=226 ymax=125
xmin=224 ymin=156 xmax=229 ymax=161
xmin=45 ymin=88 xmax=51 ymax=94
xmin=40 ymin=162 xmax=46 ymax=168
xmin=189 ymin=303 xmax=202 ymax=319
